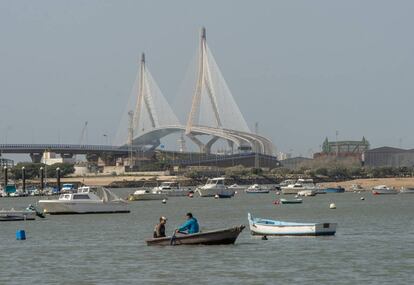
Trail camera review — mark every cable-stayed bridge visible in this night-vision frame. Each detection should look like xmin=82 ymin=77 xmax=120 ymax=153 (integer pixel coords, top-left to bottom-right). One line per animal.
xmin=0 ymin=28 xmax=276 ymax=165
xmin=130 ymin=28 xmax=275 ymax=156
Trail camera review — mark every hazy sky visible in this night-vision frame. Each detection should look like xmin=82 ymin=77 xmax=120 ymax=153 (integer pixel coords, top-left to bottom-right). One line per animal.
xmin=1 ymin=0 xmax=414 ymax=159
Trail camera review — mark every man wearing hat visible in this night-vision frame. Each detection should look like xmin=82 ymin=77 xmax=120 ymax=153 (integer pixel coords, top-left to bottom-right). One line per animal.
xmin=153 ymin=216 xmax=167 ymax=238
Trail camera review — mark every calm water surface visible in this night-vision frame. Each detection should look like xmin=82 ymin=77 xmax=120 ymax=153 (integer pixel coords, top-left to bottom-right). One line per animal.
xmin=0 ymin=190 xmax=413 ymax=284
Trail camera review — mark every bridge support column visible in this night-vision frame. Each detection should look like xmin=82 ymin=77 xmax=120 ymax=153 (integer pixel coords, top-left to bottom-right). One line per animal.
xmin=204 ymin=136 xmax=220 ymax=154
xmin=187 ymin=134 xmax=207 ymax=154
xmin=29 ymin=153 xmax=43 ymax=163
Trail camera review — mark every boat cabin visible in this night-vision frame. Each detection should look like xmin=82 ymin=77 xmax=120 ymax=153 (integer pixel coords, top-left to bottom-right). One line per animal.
xmin=205 ymin=178 xmax=225 ymax=186
xmin=158 ymin=182 xmax=179 ymax=190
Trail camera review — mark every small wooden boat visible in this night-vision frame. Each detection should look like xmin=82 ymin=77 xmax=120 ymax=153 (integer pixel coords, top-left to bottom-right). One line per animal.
xmin=146 ymin=225 xmax=245 ymax=246
xmin=248 ymin=213 xmax=337 ymax=236
xmin=280 ymin=198 xmax=303 ymax=204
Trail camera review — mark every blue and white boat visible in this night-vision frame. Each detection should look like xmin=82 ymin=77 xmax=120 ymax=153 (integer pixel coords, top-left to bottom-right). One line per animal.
xmin=248 ymin=213 xmax=337 ymax=236
xmin=324 ymin=186 xmax=345 ymax=193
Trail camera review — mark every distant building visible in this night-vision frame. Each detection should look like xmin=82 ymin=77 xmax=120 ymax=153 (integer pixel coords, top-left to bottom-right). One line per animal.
xmin=42 ymin=151 xmax=75 ymax=166
xmin=363 ymin=147 xmax=414 ymax=167
xmin=314 ymin=137 xmax=370 ymax=160
xmin=0 ymin=157 xmax=14 ymax=168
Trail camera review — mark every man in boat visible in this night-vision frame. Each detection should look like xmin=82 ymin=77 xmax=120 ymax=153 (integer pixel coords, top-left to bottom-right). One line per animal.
xmin=176 ymin=212 xmax=199 ymax=234
xmin=153 ymin=216 xmax=167 ymax=238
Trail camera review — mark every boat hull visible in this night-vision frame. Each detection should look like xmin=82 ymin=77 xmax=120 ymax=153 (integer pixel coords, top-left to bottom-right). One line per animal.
xmin=39 ymin=201 xmax=130 ymax=214
xmin=324 ymin=188 xmax=345 ymax=193
xmin=280 ymin=199 xmax=302 ymax=204
xmin=0 ymin=210 xmax=36 ymax=221
xmin=248 ymin=213 xmax=336 ymax=236
xmin=372 ymin=190 xmax=398 ymax=195
xmin=246 ymin=190 xmax=269 ymax=194
xmin=196 ymin=188 xmax=235 ymax=197
xmin=129 ymin=193 xmax=167 ymax=201
xmin=146 ymin=225 xmax=245 ymax=246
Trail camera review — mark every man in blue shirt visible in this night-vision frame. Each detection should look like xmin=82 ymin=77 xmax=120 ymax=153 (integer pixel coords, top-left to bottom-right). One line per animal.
xmin=176 ymin=212 xmax=199 ymax=234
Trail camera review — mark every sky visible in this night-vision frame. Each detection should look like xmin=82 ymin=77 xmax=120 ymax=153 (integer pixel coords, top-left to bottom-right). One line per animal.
xmin=1 ymin=0 xmax=414 ymax=160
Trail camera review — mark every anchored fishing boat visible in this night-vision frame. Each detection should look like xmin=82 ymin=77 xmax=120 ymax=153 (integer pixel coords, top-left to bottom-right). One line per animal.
xmin=248 ymin=213 xmax=337 ymax=236
xmin=146 ymin=225 xmax=245 ymax=246
xmin=39 ymin=186 xmax=130 ymax=214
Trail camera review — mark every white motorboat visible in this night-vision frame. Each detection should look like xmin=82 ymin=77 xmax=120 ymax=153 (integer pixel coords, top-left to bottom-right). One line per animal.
xmin=248 ymin=213 xmax=337 ymax=236
xmin=297 ymin=189 xmax=317 ymax=196
xmin=282 ymin=179 xmax=317 ymax=195
xmin=129 ymin=189 xmax=168 ymax=201
xmin=245 ymin=184 xmax=269 ymax=194
xmin=400 ymin=187 xmax=414 ymax=194
xmin=372 ymin=185 xmax=398 ymax=195
xmin=228 ymin=184 xmax=245 ymax=191
xmin=0 ymin=208 xmax=36 ymax=221
xmin=153 ymin=182 xmax=192 ymax=197
xmin=196 ymin=177 xmax=235 ymax=197
xmin=38 ymin=186 xmax=130 ymax=214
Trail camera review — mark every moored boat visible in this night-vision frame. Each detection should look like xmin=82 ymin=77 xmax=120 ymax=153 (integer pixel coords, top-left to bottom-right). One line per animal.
xmin=248 ymin=213 xmax=337 ymax=236
xmin=297 ymin=189 xmax=317 ymax=196
xmin=0 ymin=207 xmax=37 ymax=221
xmin=281 ymin=179 xmax=317 ymax=195
xmin=245 ymin=184 xmax=269 ymax=194
xmin=372 ymin=185 xmax=398 ymax=195
xmin=324 ymin=186 xmax=345 ymax=193
xmin=154 ymin=182 xmax=192 ymax=197
xmin=146 ymin=225 xmax=245 ymax=246
xmin=129 ymin=189 xmax=168 ymax=201
xmin=400 ymin=187 xmax=414 ymax=194
xmin=39 ymin=186 xmax=130 ymax=214
xmin=196 ymin=177 xmax=235 ymax=197
xmin=280 ymin=198 xmax=303 ymax=204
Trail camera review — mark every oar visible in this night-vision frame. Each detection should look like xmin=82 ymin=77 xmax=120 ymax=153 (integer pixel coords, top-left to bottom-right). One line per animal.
xmin=170 ymin=230 xmax=177 ymax=246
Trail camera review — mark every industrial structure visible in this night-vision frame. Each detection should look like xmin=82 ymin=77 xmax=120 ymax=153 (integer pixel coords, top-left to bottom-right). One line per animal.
xmin=363 ymin=147 xmax=414 ymax=167
xmin=313 ymin=137 xmax=369 ymax=161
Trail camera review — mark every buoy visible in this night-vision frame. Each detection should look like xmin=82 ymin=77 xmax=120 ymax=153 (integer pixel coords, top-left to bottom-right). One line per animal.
xmin=276 ymin=191 xmax=280 ymax=195
xmin=273 ymin=199 xmax=280 ymax=205
xmin=162 ymin=199 xmax=167 ymax=204
xmin=16 ymin=230 xmax=26 ymax=240
xmin=188 ymin=193 xmax=194 ymax=198
xmin=329 ymin=203 xmax=336 ymax=209
xmin=235 ymin=191 xmax=238 ymax=194
xmin=214 ymin=194 xmax=219 ymax=199
xmin=360 ymin=197 xmax=365 ymax=200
